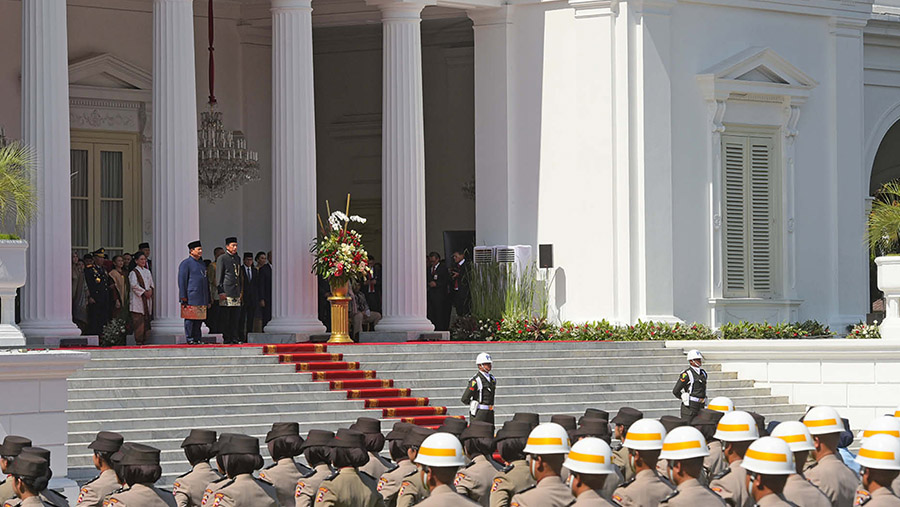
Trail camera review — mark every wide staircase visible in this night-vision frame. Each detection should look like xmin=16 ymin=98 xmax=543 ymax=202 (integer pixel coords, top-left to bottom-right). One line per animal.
xmin=66 ymin=341 xmax=806 ymax=484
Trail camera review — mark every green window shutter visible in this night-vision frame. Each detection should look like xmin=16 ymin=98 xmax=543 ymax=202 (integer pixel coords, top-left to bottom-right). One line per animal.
xmin=722 ymin=135 xmax=749 ymax=298
xmin=748 ymin=137 xmax=775 ymax=298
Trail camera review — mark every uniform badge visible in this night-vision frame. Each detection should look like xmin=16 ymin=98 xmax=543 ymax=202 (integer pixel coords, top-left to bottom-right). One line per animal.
xmin=259 ymin=472 xmax=267 ymax=480
xmin=613 ymin=494 xmax=624 ymax=503
xmin=296 ymin=483 xmax=304 ymax=497
xmin=855 ymin=491 xmax=872 ymax=506
xmin=680 ymin=372 xmax=688 ymax=381
xmin=399 ymin=481 xmax=412 ymax=496
xmin=454 ymin=472 xmax=465 ymax=486
xmin=511 ymin=502 xmax=520 ymax=507
xmin=212 ymin=493 xmax=225 ymax=507
xmin=377 ymin=477 xmax=388 ymax=491
xmin=710 ymin=486 xmax=723 ymax=493
xmin=491 ymin=477 xmax=503 ymax=492
xmin=315 ymin=487 xmax=329 ymax=503
xmin=78 ymin=487 xmax=88 ymax=503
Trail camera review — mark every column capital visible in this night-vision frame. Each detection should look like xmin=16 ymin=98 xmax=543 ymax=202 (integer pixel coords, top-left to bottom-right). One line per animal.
xmin=271 ymin=0 xmax=312 ymax=10
xmin=467 ymin=5 xmax=512 ymax=27
xmin=367 ymin=0 xmax=433 ymax=20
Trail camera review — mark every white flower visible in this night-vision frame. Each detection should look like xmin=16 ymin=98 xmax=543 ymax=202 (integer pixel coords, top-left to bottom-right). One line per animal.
xmin=349 ymin=215 xmax=367 ymax=224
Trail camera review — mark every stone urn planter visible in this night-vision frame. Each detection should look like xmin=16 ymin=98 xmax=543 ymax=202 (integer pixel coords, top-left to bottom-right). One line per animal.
xmin=877 ymin=256 xmax=900 ymax=340
xmin=0 ymin=239 xmax=27 ymax=346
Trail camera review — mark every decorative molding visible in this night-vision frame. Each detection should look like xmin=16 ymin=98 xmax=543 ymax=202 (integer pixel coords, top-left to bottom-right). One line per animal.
xmin=69 ymin=53 xmax=152 ymax=91
xmin=697 ymin=47 xmax=817 ymax=105
xmin=69 ymin=109 xmax=138 ymax=130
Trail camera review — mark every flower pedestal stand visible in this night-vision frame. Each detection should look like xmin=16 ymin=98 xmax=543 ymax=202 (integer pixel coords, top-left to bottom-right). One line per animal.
xmin=877 ymin=256 xmax=900 ymax=340
xmin=328 ymin=282 xmax=353 ymax=343
xmin=0 ymin=240 xmax=28 ymax=346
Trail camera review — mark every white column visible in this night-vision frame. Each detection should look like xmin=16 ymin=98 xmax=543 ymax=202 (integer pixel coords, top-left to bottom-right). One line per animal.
xmin=265 ymin=0 xmax=325 ymax=336
xmin=374 ymin=0 xmax=434 ymax=334
xmin=19 ymin=0 xmax=81 ymax=339
xmin=149 ymin=0 xmax=201 ymax=337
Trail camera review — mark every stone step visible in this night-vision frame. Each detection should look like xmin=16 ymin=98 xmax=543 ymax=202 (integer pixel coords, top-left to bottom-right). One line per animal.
xmin=68 ymin=381 xmax=332 ymax=400
xmin=67 ymin=398 xmax=383 ymax=420
xmin=82 ymin=346 xmax=264 ymax=358
xmin=347 ymin=356 xmax=687 ymax=370
xmin=68 ymin=372 xmax=315 ymax=388
xmin=74 ymin=364 xmax=298 ymax=377
xmin=333 ymin=348 xmax=682 ymax=361
xmin=328 ymin=342 xmax=669 ymax=351
xmin=74 ymin=355 xmax=281 ymax=369
xmin=385 ymin=364 xmax=722 ymax=381
xmin=389 ymin=371 xmax=738 ymax=388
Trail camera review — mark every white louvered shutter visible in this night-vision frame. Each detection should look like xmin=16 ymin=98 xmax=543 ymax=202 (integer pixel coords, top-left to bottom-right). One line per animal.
xmin=722 ymin=135 xmax=748 ymax=297
xmin=748 ymin=137 xmax=775 ymax=297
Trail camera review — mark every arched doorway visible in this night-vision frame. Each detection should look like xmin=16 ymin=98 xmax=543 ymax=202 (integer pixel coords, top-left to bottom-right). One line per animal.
xmin=868 ymin=119 xmax=900 ymax=314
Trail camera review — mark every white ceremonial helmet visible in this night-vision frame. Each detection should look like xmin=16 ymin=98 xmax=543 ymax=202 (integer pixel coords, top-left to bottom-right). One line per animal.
xmin=707 ymin=397 xmax=735 ymax=413
xmin=523 ymin=423 xmax=571 ymax=455
xmin=741 ymin=437 xmax=796 ymax=475
xmin=893 ymin=406 xmax=900 ymax=419
xmin=624 ymin=419 xmax=667 ymax=451
xmin=659 ymin=426 xmax=710 ymax=461
xmin=802 ymin=406 xmax=845 ymax=436
xmin=856 ymin=433 xmax=900 ymax=471
xmin=687 ymin=349 xmax=703 ymax=362
xmin=713 ymin=410 xmax=760 ymax=442
xmin=860 ymin=416 xmax=900 ymax=442
xmin=476 ymin=352 xmax=492 ymax=365
xmin=414 ymin=432 xmax=466 ymax=467
xmin=563 ymin=437 xmax=616 ymax=475
xmin=770 ymin=421 xmax=815 ymax=452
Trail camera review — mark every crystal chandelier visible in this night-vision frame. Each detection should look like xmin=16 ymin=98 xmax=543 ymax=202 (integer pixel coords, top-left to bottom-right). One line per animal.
xmin=197 ymin=0 xmax=259 ymax=203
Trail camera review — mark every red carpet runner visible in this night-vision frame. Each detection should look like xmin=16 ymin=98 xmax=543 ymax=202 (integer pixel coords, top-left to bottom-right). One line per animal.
xmin=262 ymin=344 xmax=463 ymax=427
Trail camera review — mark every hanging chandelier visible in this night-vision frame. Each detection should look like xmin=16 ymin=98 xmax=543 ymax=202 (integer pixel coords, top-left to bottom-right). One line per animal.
xmin=197 ymin=0 xmax=259 ymax=203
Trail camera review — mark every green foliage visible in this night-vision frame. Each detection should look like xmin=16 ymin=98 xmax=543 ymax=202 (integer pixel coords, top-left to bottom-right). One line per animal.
xmin=0 ymin=234 xmax=20 ymax=240
xmin=719 ymin=320 xmax=833 ymax=339
xmin=0 ymin=142 xmax=38 ymax=233
xmin=868 ymin=180 xmax=900 ymax=257
xmin=469 ymin=261 xmax=549 ymax=324
xmin=310 ymin=210 xmax=371 ymax=287
xmin=101 ymin=318 xmax=127 ymax=347
xmin=847 ymin=321 xmax=880 ymax=339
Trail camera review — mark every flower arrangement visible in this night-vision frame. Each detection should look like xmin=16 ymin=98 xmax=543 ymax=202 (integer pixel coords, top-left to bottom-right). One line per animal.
xmin=311 ymin=195 xmax=372 ymax=291
xmin=101 ymin=318 xmax=127 ymax=347
xmin=847 ymin=321 xmax=881 ymax=339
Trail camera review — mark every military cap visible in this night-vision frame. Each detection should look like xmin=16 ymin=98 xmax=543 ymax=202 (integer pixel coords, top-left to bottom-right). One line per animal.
xmin=218 ymin=435 xmax=260 ymax=456
xmin=331 ymin=429 xmax=366 ymax=449
xmin=660 ymin=415 xmax=688 ymax=433
xmin=690 ymin=409 xmax=723 ymax=428
xmin=0 ymin=436 xmax=32 ymax=457
xmin=138 ymin=242 xmax=150 ymax=250
xmin=352 ymin=417 xmax=382 ymax=435
xmin=573 ymin=418 xmax=611 ymax=438
xmin=212 ymin=433 xmax=241 ymax=456
xmin=19 ymin=447 xmax=51 ymax=464
xmin=438 ymin=417 xmax=467 ymax=437
xmin=266 ymin=422 xmax=300 ymax=442
xmin=494 ymin=421 xmax=532 ymax=445
xmin=112 ymin=443 xmax=161 ymax=466
xmin=300 ymin=430 xmax=334 ymax=451
xmin=403 ymin=426 xmax=435 ymax=448
xmin=7 ymin=454 xmax=48 ymax=479
xmin=513 ymin=413 xmax=540 ymax=428
xmin=92 ymin=248 xmax=107 ymax=258
xmin=225 ymin=237 xmax=237 ymax=245
xmin=182 ymin=429 xmax=217 ymax=447
xmin=460 ymin=421 xmax=495 ymax=441
xmin=188 ymin=240 xmax=202 ymax=250
xmin=110 ymin=442 xmax=135 ymax=465
xmin=611 ymin=407 xmax=643 ymax=426
xmin=550 ymin=415 xmax=577 ymax=432
xmin=88 ymin=431 xmax=124 ymax=453
xmin=748 ymin=411 xmax=768 ymax=437
xmin=386 ymin=422 xmax=414 ymax=441
xmin=584 ymin=409 xmax=609 ymax=422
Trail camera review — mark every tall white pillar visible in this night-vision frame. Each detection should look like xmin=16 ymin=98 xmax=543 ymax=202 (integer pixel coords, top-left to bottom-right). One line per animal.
xmin=149 ymin=0 xmax=201 ymax=337
xmin=265 ymin=0 xmax=325 ymax=336
xmin=374 ymin=0 xmax=434 ymax=335
xmin=19 ymin=0 xmax=81 ymax=339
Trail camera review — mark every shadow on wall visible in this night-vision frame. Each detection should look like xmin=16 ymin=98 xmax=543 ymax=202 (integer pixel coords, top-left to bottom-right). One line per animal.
xmin=553 ymin=267 xmax=566 ymax=322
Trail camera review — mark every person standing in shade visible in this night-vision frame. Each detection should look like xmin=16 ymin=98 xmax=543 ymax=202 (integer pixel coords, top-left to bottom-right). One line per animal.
xmin=426 ymin=252 xmax=451 ymax=331
xmin=179 ymin=241 xmax=210 ymax=345
xmin=85 ymin=250 xmax=114 ymax=336
xmin=138 ymin=242 xmax=152 ymax=271
xmin=129 ymin=251 xmax=154 ymax=345
xmin=461 ymin=353 xmax=496 ymax=424
xmin=239 ymin=252 xmax=260 ymax=339
xmin=450 ymin=251 xmax=471 ymax=317
xmin=216 ymin=238 xmax=243 ymax=344
xmin=256 ymin=252 xmax=272 ymax=330
xmin=206 ymin=247 xmax=224 ymax=334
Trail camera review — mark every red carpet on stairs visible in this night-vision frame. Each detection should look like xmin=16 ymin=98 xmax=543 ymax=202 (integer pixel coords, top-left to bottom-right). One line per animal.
xmin=262 ymin=343 xmax=457 ymax=426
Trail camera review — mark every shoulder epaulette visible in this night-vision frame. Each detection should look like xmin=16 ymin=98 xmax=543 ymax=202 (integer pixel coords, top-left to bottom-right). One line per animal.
xmin=657 ymin=471 xmax=675 ymax=488
xmin=324 ymin=470 xmax=340 ymax=481
xmin=263 ymin=462 xmax=277 ymax=470
xmin=83 ymin=474 xmax=101 ymax=486
xmin=301 ymin=468 xmax=318 ymax=479
xmin=175 ymin=469 xmax=192 ymax=479
xmin=662 ymin=489 xmax=680 ymax=502
xmin=502 ymin=463 xmax=514 ymax=473
xmin=218 ymin=478 xmax=236 ymax=490
xmin=516 ymin=484 xmax=536 ymax=495
xmin=359 ymin=470 xmax=376 ymax=481
xmin=403 ymin=469 xmax=418 ymax=478
xmin=212 ymin=476 xmax=230 ymax=485
xmin=463 ymin=460 xmax=476 ymax=469
xmin=565 ymin=500 xmax=576 ymax=507
xmin=712 ymin=467 xmax=730 ymax=480
xmin=385 ymin=462 xmax=399 ymax=473
xmin=621 ymin=475 xmax=637 ymax=487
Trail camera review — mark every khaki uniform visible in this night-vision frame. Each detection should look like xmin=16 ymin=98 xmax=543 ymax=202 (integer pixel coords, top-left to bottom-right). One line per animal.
xmin=172 ymin=462 xmax=221 ymax=507
xmin=659 ymin=478 xmax=726 ymax=507
xmin=754 ymin=494 xmax=796 ymax=506
xmin=510 ymin=475 xmax=575 ymax=507
xmin=613 ymin=447 xmax=636 ymax=483
xmin=417 ymin=484 xmax=479 ymax=506
xmin=103 ymin=483 xmax=176 ymax=507
xmin=455 ymin=455 xmax=504 ymax=506
xmin=782 ymin=474 xmax=830 ymax=507
xmin=709 ymin=460 xmax=752 ymax=507
xmin=200 ymin=477 xmax=230 ymax=507
xmin=377 ymin=460 xmax=415 ymax=507
xmin=396 ymin=469 xmax=427 ymax=507
xmin=858 ymin=488 xmax=900 ymax=506
xmin=0 ymin=480 xmax=15 ymax=504
xmin=5 ymin=489 xmax=68 ymax=507
xmin=705 ymin=442 xmax=727 ymax=479
xmin=573 ymin=489 xmax=616 ymax=506
xmin=259 ymin=458 xmax=310 ymax=507
xmin=892 ymin=474 xmax=900 ymax=498
xmin=296 ymin=464 xmax=334 ymax=507
xmin=489 ymin=460 xmax=535 ymax=507
xmin=612 ymin=468 xmax=676 ymax=506
xmin=804 ymin=454 xmax=858 ymax=507
xmin=314 ymin=468 xmax=385 ymax=507
xmin=77 ymin=469 xmax=120 ymax=507
xmin=360 ymin=454 xmax=392 ymax=482
xmin=11 ymin=499 xmax=54 ymax=507
xmin=602 ymin=468 xmax=624 ymax=501
xmin=209 ymin=474 xmax=277 ymax=507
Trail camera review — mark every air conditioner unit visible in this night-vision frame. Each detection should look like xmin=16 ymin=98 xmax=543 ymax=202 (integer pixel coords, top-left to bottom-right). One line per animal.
xmin=477 ymin=245 xmax=532 ymax=278
xmin=473 ymin=246 xmax=495 ymax=264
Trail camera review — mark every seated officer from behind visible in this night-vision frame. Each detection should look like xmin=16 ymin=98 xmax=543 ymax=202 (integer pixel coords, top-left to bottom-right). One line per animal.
xmin=5 ymin=454 xmax=55 ymax=507
xmin=612 ymin=419 xmax=675 ymax=506
xmin=510 ymin=422 xmax=574 ymax=507
xmin=770 ymin=422 xmax=830 ymax=507
xmin=354 ymin=418 xmax=393 ymax=480
xmin=709 ymin=410 xmax=759 ymax=507
xmin=658 ymin=427 xmax=725 ymax=506
xmin=855 ymin=434 xmax=900 ymax=506
xmin=455 ymin=421 xmax=503 ymax=506
xmin=0 ymin=436 xmax=33 ymax=503
xmin=741 ymin=437 xmax=797 ymax=507
xmin=5 ymin=447 xmax=66 ymax=507
xmin=260 ymin=423 xmax=310 ymax=507
xmin=573 ymin=419 xmax=622 ymax=499
xmin=172 ymin=429 xmax=220 ymax=507
xmin=396 ymin=427 xmax=436 ymax=507
xmin=414 ymin=432 xmax=478 ymax=506
xmin=563 ymin=437 xmax=618 ymax=506
xmin=314 ymin=429 xmax=384 ymax=506
xmin=691 ymin=409 xmax=726 ymax=480
xmin=611 ymin=408 xmax=643 ymax=483
xmin=77 ymin=431 xmax=123 ymax=507
xmin=488 ymin=421 xmax=534 ymax=507
xmin=802 ymin=406 xmax=859 ymax=507
xmin=209 ymin=434 xmax=277 ymax=507
xmin=377 ymin=423 xmax=415 ymax=507
xmin=295 ymin=430 xmax=335 ymax=507
xmin=104 ymin=443 xmax=176 ymax=506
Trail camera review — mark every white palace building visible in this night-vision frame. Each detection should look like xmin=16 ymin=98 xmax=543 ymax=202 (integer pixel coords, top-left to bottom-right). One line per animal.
xmin=1 ymin=0 xmax=900 ymax=339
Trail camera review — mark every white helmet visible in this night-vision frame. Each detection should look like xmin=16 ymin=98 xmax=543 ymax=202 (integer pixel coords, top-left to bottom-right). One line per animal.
xmin=563 ymin=437 xmax=616 ymax=475
xmin=856 ymin=433 xmax=900 ymax=471
xmin=475 ymin=352 xmax=492 ymax=365
xmin=414 ymin=432 xmax=466 ymax=467
xmin=523 ymin=423 xmax=571 ymax=455
xmin=624 ymin=419 xmax=666 ymax=451
xmin=802 ymin=406 xmax=844 ymax=436
xmin=714 ymin=411 xmax=759 ymax=442
xmin=707 ymin=397 xmax=734 ymax=413
xmin=687 ymin=349 xmax=703 ymax=362
xmin=659 ymin=426 xmax=710 ymax=461
xmin=861 ymin=416 xmax=900 ymax=441
xmin=893 ymin=406 xmax=900 ymax=419
xmin=741 ymin=437 xmax=796 ymax=475
xmin=770 ymin=421 xmax=815 ymax=452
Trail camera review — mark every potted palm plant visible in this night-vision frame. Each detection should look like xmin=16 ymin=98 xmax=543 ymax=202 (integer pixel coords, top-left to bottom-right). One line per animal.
xmin=0 ymin=141 xmax=38 ymax=346
xmin=868 ymin=181 xmax=900 ymax=340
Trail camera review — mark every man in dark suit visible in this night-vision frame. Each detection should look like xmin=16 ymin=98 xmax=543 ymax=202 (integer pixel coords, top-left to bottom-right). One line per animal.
xmin=450 ymin=250 xmax=471 ymax=317
xmin=426 ymin=252 xmax=451 ymax=331
xmin=256 ymin=251 xmax=272 ymax=330
xmin=364 ymin=255 xmax=382 ymax=314
xmin=84 ymin=251 xmax=114 ymax=336
xmin=239 ymin=252 xmax=260 ymax=339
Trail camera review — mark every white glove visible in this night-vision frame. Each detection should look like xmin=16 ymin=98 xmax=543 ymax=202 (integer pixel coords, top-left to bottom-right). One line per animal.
xmin=469 ymin=400 xmax=478 ymax=416
xmin=681 ymin=392 xmax=690 ymax=406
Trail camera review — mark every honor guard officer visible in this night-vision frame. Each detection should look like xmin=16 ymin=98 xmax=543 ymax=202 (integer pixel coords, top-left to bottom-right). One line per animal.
xmin=396 ymin=426 xmax=436 ymax=507
xmin=172 ymin=429 xmax=220 ymax=507
xmin=673 ymin=350 xmax=707 ymax=420
xmin=261 ymin=423 xmax=310 ymax=507
xmin=489 ymin=421 xmax=535 ymax=507
xmin=510 ymin=422 xmax=575 ymax=507
xmin=563 ymin=437 xmax=617 ymax=506
xmin=658 ymin=427 xmax=726 ymax=506
xmin=611 ymin=418 xmax=676 ymax=506
xmin=1 ymin=436 xmax=33 ymax=503
xmin=313 ymin=429 xmax=384 ymax=506
xmin=802 ymin=406 xmax=859 ymax=507
xmin=855 ymin=434 xmax=900 ymax=506
xmin=377 ymin=423 xmax=415 ymax=507
xmin=455 ymin=421 xmax=503 ymax=505
xmin=611 ymin=408 xmax=644 ymax=483
xmin=462 ymin=353 xmax=497 ymax=424
xmin=4 ymin=454 xmax=56 ymax=507
xmin=77 ymin=431 xmax=123 ymax=507
xmin=413 ymin=433 xmax=479 ymax=506
xmin=741 ymin=437 xmax=797 ymax=507
xmin=295 ymin=430 xmax=336 ymax=507
xmin=709 ymin=410 xmax=760 ymax=507
xmin=85 ymin=250 xmax=114 ymax=336
xmin=104 ymin=443 xmax=177 ymax=506
xmin=770 ymin=422 xmax=830 ymax=507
